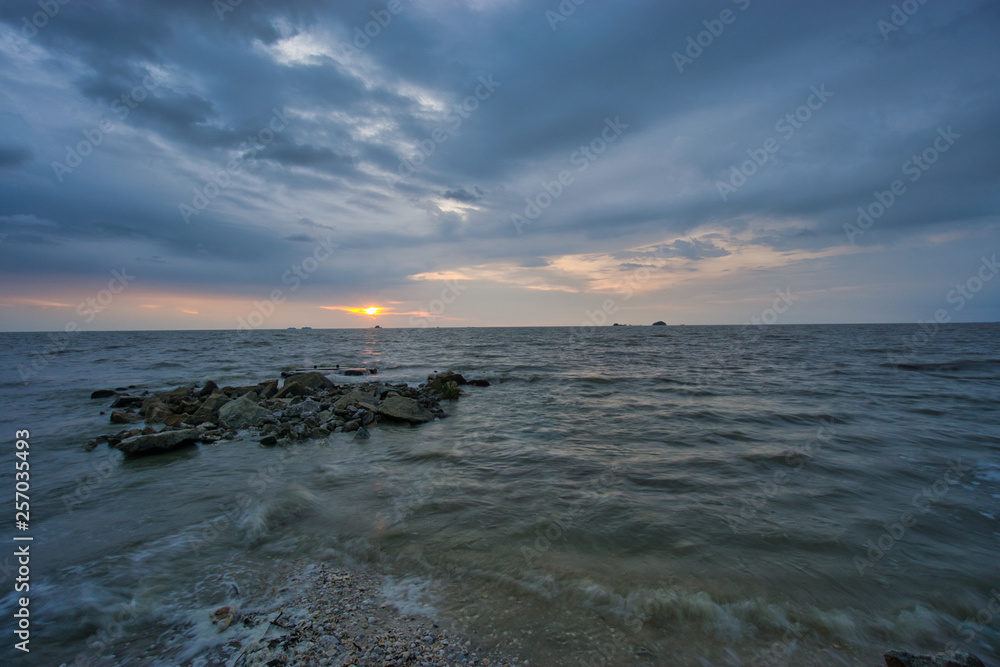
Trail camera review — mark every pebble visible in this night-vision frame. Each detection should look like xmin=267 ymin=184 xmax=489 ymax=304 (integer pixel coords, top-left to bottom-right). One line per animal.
xmin=199 ymin=561 xmax=520 ymax=667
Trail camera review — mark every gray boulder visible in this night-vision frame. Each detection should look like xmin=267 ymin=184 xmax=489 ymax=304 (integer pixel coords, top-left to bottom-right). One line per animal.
xmin=110 ymin=410 xmax=139 ymax=424
xmin=114 ymin=428 xmax=201 ymax=456
xmin=218 ymin=396 xmax=270 ymax=429
xmin=196 ymin=380 xmax=219 ymax=397
xmin=257 ymin=378 xmax=279 ymax=399
xmin=274 ymin=381 xmax=311 ymax=399
xmin=283 ymin=371 xmax=333 ymax=390
xmin=334 ymin=389 xmax=378 ymax=411
xmin=378 ymin=395 xmax=433 ymax=424
xmin=191 ymin=392 xmax=232 ymax=424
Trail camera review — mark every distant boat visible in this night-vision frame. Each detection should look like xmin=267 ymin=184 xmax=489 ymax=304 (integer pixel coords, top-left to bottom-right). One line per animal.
xmin=652 ymin=321 xmax=667 ymax=326
xmin=373 ymin=325 xmax=382 ymax=329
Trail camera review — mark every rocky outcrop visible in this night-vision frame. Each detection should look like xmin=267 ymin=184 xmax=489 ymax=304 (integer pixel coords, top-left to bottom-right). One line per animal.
xmin=652 ymin=321 xmax=666 ymax=326
xmin=89 ymin=369 xmax=492 ymax=453
xmin=884 ymin=650 xmax=986 ymax=667
xmin=427 ymin=372 xmax=467 ymax=394
xmin=378 ymin=396 xmax=433 ymax=424
xmin=218 ymin=396 xmax=271 ymax=429
xmin=113 ymin=428 xmax=202 ymax=456
xmin=91 ymin=389 xmax=117 ymax=399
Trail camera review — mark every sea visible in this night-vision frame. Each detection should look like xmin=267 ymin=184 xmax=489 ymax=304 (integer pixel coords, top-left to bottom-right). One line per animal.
xmin=0 ymin=324 xmax=998 ymax=666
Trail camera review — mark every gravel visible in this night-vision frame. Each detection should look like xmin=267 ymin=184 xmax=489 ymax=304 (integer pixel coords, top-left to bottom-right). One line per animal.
xmin=204 ymin=563 xmax=524 ymax=667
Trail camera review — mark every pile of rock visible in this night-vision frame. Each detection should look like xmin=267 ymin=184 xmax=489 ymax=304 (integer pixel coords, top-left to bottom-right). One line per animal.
xmin=87 ymin=371 xmax=489 ymax=456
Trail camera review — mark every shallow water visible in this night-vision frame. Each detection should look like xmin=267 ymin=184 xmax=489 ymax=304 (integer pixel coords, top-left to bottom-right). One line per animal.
xmin=1 ymin=324 xmax=998 ymax=665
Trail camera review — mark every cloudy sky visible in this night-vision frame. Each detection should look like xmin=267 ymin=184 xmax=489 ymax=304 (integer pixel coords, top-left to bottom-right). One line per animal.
xmin=1 ymin=0 xmax=998 ymax=330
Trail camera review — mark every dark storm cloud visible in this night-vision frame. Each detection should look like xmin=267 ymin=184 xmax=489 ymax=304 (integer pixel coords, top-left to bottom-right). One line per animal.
xmin=442 ymin=187 xmax=483 ymax=203
xmin=0 ymin=0 xmax=998 ymax=324
xmin=0 ymin=146 xmax=31 ymax=167
xmin=258 ymin=142 xmax=356 ymax=172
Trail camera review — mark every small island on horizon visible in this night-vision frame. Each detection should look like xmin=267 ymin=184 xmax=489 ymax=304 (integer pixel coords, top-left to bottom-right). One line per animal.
xmin=611 ymin=321 xmax=668 ymax=326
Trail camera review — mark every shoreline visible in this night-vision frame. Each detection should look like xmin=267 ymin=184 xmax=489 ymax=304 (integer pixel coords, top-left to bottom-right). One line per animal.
xmin=191 ymin=560 xmax=526 ymax=667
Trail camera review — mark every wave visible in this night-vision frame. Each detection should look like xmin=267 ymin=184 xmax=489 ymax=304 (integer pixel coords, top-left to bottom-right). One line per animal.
xmin=234 ymin=484 xmax=320 ymax=541
xmin=882 ymin=358 xmax=1000 ymax=377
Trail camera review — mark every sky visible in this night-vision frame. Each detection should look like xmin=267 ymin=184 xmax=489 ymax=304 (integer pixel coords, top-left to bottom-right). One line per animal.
xmin=0 ymin=0 xmax=998 ymax=331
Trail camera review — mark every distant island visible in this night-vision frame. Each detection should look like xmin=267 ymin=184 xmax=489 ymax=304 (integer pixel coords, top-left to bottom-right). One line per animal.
xmin=611 ymin=321 xmax=668 ymax=326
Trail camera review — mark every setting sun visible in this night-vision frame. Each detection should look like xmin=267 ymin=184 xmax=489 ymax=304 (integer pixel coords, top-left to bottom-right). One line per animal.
xmin=363 ymin=307 xmax=381 ymax=315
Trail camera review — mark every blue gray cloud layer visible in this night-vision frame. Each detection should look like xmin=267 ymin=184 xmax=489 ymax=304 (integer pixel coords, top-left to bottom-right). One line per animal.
xmin=0 ymin=0 xmax=998 ymax=323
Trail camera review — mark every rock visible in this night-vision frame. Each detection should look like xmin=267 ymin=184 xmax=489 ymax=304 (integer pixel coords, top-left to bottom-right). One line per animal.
xmin=110 ymin=395 xmax=144 ymax=409
xmin=157 ymin=385 xmax=196 ymax=402
xmin=378 ymin=396 xmax=433 ymax=424
xmin=259 ymin=435 xmax=278 ymax=447
xmin=344 ymin=419 xmax=361 ymax=433
xmin=108 ymin=428 xmax=142 ymax=447
xmin=354 ymin=426 xmax=370 ymax=440
xmin=257 ymin=378 xmax=279 ymax=399
xmin=652 ymin=321 xmax=666 ymax=326
xmin=428 ymin=371 xmax=467 ymax=391
xmin=274 ymin=381 xmax=311 ymax=399
xmin=113 ymin=428 xmax=201 ymax=455
xmin=285 ymin=398 xmax=323 ymax=418
xmin=218 ymin=396 xmax=270 ymax=429
xmin=334 ymin=389 xmax=377 ymax=410
xmin=91 ymin=389 xmax=117 ymax=399
xmin=196 ymin=380 xmax=219 ymax=398
xmin=110 ymin=410 xmax=138 ymax=424
xmin=145 ymin=405 xmax=176 ymax=424
xmin=884 ymin=650 xmax=986 ymax=667
xmin=468 ymin=379 xmax=491 ymax=387
xmin=210 ymin=604 xmax=238 ymax=632
xmin=190 ymin=392 xmax=232 ymax=424
xmin=221 ymin=385 xmax=256 ymax=399
xmin=162 ymin=413 xmax=191 ymax=428
xmin=283 ymin=371 xmax=333 ymax=391
xmin=309 ymin=427 xmax=329 ymax=439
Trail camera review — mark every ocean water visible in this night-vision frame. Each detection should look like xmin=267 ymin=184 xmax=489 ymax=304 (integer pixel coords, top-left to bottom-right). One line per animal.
xmin=1 ymin=324 xmax=998 ymax=665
